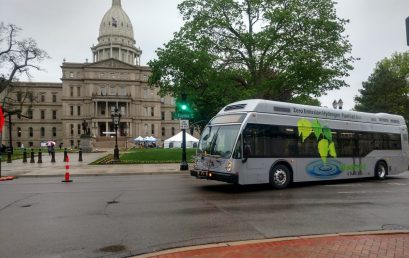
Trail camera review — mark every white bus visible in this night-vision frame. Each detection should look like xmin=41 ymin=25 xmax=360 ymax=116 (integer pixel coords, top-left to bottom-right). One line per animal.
xmin=191 ymin=99 xmax=409 ymax=188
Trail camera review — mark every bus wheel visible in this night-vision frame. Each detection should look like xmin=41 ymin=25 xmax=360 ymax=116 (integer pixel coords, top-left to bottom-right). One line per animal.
xmin=375 ymin=161 xmax=387 ymax=180
xmin=270 ymin=164 xmax=291 ymax=189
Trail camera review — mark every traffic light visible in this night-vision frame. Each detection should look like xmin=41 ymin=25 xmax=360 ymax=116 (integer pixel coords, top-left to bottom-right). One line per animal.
xmin=175 ymin=93 xmax=193 ymax=119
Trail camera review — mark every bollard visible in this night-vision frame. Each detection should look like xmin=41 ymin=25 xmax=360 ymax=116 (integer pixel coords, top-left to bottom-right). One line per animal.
xmin=63 ymin=148 xmax=68 ymax=162
xmin=23 ymin=148 xmax=27 ymax=163
xmin=51 ymin=149 xmax=56 ymax=163
xmin=78 ymin=148 xmax=83 ymax=162
xmin=37 ymin=149 xmax=42 ymax=164
xmin=30 ymin=149 xmax=35 ymax=163
xmin=7 ymin=148 xmax=12 ymax=163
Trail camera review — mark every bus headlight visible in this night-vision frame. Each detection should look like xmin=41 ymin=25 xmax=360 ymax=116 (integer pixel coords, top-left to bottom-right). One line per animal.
xmin=225 ymin=160 xmax=232 ymax=172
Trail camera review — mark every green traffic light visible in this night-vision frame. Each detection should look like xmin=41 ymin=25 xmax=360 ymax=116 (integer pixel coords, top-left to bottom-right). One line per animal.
xmin=181 ymin=104 xmax=187 ymax=110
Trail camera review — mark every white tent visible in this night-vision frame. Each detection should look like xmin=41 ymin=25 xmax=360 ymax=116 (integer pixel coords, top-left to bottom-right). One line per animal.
xmin=163 ymin=132 xmax=199 ymax=149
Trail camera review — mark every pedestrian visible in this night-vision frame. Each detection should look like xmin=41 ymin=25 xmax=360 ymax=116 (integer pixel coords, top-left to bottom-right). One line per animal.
xmin=59 ymin=142 xmax=63 ymax=150
xmin=47 ymin=144 xmax=52 ymax=156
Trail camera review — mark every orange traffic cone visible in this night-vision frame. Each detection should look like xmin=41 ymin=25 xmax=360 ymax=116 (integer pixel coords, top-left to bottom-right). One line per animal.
xmin=62 ymin=153 xmax=73 ymax=183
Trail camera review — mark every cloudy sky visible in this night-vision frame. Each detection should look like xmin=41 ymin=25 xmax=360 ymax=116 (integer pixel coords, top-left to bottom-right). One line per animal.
xmin=1 ymin=0 xmax=408 ymax=110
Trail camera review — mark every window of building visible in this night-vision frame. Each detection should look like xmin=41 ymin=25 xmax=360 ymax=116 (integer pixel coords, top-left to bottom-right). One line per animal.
xmin=40 ymin=94 xmax=45 ymax=102
xmin=77 ymin=106 xmax=81 ymax=116
xmin=171 ymin=97 xmax=176 ymax=105
xmin=41 ymin=110 xmax=45 ymax=119
xmin=161 ymin=112 xmax=165 ymax=120
xmin=70 ymin=72 xmax=74 ymax=78
xmin=70 ymin=124 xmax=74 ymax=136
xmin=53 ymin=110 xmax=57 ymax=120
xmin=110 ymin=86 xmax=116 ymax=95
xmin=119 ymin=87 xmax=126 ymax=96
xmin=16 ymin=92 xmax=22 ymax=102
xmin=144 ymin=124 xmax=148 ymax=135
xmin=143 ymin=88 xmax=148 ymax=98
xmin=77 ymin=87 xmax=81 ymax=97
xmin=17 ymin=142 xmax=21 ymax=148
xmin=41 ymin=127 xmax=45 ymax=137
xmin=29 ymin=142 xmax=33 ymax=147
xmin=151 ymin=124 xmax=155 ymax=134
xmin=70 ymin=140 xmax=74 ymax=147
xmin=27 ymin=109 xmax=33 ymax=119
xmin=172 ymin=127 xmax=175 ymax=136
xmin=144 ymin=107 xmax=148 ymax=117
xmin=77 ymin=124 xmax=81 ymax=135
xmin=162 ymin=127 xmax=165 ymax=137
xmin=52 ymin=94 xmax=57 ymax=103
xmin=70 ymin=106 xmax=74 ymax=116
xmin=52 ymin=127 xmax=57 ymax=137
xmin=151 ymin=107 xmax=154 ymax=117
xmin=17 ymin=127 xmax=22 ymax=137
xmin=70 ymin=87 xmax=74 ymax=97
xmin=160 ymin=97 xmax=165 ymax=104
xmin=29 ymin=127 xmax=33 ymax=137
xmin=171 ymin=112 xmax=176 ymax=120
xmin=77 ymin=140 xmax=81 ymax=148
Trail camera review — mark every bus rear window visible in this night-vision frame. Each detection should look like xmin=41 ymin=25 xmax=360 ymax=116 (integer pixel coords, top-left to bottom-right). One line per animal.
xmin=210 ymin=114 xmax=246 ymax=125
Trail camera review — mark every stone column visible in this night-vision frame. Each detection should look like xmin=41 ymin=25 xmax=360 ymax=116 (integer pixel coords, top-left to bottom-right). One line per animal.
xmin=106 ymin=122 xmax=109 ymax=137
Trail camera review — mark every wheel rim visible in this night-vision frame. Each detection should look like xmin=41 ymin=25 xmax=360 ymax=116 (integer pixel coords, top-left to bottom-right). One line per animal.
xmin=273 ymin=169 xmax=287 ymax=185
xmin=377 ymin=164 xmax=386 ymax=178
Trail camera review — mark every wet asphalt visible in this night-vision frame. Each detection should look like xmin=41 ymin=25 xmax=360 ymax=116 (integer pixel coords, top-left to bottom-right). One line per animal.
xmin=0 ymin=172 xmax=409 ymax=258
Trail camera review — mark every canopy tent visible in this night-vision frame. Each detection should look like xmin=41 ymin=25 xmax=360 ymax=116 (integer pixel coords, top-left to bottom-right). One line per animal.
xmin=163 ymin=132 xmax=199 ymax=149
xmin=133 ymin=136 xmax=144 ymax=142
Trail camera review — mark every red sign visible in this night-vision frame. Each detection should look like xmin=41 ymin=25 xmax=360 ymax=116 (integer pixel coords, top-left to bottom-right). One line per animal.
xmin=0 ymin=106 xmax=4 ymax=133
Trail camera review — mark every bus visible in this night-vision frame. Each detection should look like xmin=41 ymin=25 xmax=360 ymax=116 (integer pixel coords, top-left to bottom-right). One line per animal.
xmin=190 ymin=99 xmax=409 ymax=188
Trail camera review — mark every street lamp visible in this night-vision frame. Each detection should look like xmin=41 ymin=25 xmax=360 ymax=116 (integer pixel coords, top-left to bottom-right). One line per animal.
xmin=332 ymin=100 xmax=338 ymax=109
xmin=111 ymin=107 xmax=121 ymax=162
xmin=338 ymin=99 xmax=343 ymax=110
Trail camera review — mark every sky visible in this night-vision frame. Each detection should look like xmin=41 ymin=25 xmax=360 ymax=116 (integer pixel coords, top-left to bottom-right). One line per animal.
xmin=1 ymin=0 xmax=409 ymax=110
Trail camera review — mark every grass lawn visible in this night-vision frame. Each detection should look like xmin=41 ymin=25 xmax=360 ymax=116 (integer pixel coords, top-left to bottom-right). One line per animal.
xmin=94 ymin=148 xmax=197 ymax=164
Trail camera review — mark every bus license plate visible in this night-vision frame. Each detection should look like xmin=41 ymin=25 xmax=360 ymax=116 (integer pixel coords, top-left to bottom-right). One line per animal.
xmin=198 ymin=171 xmax=207 ymax=177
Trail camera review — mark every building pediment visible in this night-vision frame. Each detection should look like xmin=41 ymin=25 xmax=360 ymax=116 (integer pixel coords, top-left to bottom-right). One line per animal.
xmin=85 ymin=58 xmax=137 ymax=70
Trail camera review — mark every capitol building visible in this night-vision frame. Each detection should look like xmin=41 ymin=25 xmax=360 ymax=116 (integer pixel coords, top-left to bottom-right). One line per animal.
xmin=2 ymin=0 xmax=180 ymax=149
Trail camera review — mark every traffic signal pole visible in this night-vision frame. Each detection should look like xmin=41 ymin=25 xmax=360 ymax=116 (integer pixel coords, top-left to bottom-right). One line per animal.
xmin=180 ymin=128 xmax=188 ymax=170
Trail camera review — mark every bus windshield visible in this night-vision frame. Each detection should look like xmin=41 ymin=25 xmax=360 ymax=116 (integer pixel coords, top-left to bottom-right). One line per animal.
xmin=198 ymin=125 xmax=241 ymax=158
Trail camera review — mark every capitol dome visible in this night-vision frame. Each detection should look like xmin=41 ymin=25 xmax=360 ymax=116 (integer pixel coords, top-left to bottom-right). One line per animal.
xmin=91 ymin=0 xmax=142 ymax=65
xmin=99 ymin=0 xmax=134 ymax=41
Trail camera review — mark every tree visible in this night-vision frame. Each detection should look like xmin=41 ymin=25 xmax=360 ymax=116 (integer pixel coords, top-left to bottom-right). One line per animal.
xmin=149 ymin=0 xmax=354 ymax=130
xmin=0 ymin=22 xmax=49 ymax=97
xmin=354 ymin=52 xmax=409 ymax=123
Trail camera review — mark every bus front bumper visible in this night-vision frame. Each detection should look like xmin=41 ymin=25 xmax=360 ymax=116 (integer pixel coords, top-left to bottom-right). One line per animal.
xmin=190 ymin=170 xmax=238 ymax=184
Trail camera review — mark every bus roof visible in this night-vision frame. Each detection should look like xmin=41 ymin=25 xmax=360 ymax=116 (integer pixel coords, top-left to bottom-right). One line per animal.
xmin=217 ymin=99 xmax=406 ymax=126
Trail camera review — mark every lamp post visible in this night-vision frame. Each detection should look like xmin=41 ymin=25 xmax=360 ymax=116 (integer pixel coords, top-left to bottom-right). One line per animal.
xmin=338 ymin=99 xmax=343 ymax=110
xmin=332 ymin=100 xmax=338 ymax=109
xmin=111 ymin=107 xmax=121 ymax=162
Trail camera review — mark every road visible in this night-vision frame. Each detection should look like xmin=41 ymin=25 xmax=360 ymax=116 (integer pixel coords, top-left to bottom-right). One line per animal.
xmin=1 ymin=172 xmax=409 ymax=258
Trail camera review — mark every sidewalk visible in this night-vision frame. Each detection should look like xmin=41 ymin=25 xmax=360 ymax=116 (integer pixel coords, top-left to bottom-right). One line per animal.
xmin=0 ymin=151 xmax=187 ymax=177
xmin=135 ymin=231 xmax=409 ymax=258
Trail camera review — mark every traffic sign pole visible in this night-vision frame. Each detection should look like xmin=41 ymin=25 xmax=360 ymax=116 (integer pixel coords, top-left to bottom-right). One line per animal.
xmin=180 ymin=128 xmax=188 ymax=171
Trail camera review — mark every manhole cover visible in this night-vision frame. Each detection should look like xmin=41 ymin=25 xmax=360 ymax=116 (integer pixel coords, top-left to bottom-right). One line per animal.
xmin=99 ymin=245 xmax=126 ymax=253
xmin=382 ymin=224 xmax=409 ymax=230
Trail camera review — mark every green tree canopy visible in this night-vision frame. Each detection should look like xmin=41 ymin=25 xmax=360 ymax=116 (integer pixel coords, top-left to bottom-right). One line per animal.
xmin=354 ymin=52 xmax=409 ymax=124
xmin=149 ymin=0 xmax=354 ymax=130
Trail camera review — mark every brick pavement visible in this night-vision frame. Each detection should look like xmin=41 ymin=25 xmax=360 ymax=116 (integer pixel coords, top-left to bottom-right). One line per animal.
xmin=139 ymin=233 xmax=409 ymax=258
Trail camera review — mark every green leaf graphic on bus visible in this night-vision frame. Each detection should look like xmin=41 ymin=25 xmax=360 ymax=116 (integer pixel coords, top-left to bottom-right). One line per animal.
xmin=297 ymin=118 xmax=337 ymax=164
xmin=297 ymin=119 xmax=312 ymax=142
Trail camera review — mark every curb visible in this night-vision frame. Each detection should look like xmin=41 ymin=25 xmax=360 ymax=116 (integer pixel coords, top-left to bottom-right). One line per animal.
xmin=8 ymin=171 xmax=189 ymax=178
xmin=0 ymin=176 xmax=16 ymax=182
xmin=132 ymin=230 xmax=409 ymax=258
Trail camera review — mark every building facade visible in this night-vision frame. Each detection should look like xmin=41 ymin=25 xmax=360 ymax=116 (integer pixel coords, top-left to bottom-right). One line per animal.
xmin=1 ymin=0 xmax=180 ymax=149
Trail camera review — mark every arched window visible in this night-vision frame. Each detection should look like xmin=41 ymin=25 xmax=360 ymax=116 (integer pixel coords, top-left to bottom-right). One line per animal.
xmin=29 ymin=127 xmax=33 ymax=137
xmin=41 ymin=127 xmax=45 ymax=137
